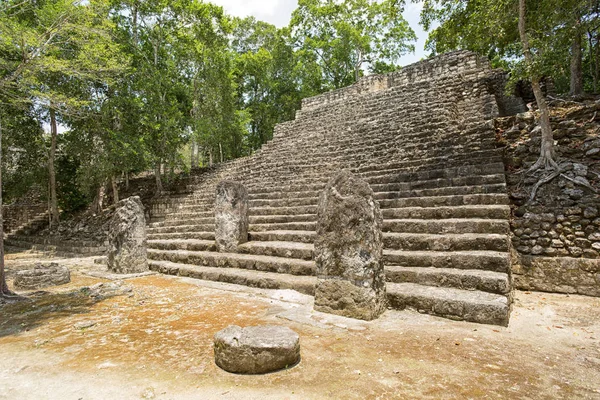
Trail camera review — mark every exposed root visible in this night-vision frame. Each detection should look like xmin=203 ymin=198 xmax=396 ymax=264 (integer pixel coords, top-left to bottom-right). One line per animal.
xmin=526 ymin=154 xmax=560 ymax=175
xmin=528 ymin=169 xmax=561 ymax=204
xmin=560 ymin=173 xmax=599 ymax=193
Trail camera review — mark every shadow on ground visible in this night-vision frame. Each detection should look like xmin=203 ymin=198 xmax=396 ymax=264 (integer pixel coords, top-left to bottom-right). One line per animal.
xmin=0 ymin=289 xmax=115 ymax=338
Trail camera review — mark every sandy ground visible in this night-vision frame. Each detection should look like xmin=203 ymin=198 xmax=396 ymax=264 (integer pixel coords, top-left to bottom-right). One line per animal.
xmin=1 ymin=251 xmax=599 ymax=400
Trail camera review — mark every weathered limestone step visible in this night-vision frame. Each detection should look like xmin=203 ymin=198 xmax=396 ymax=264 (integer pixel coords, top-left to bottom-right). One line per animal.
xmin=250 ymin=205 xmax=318 ymax=216
xmin=248 ymin=190 xmax=321 ymax=201
xmin=249 ymin=230 xmax=316 ymax=244
xmin=238 ymin=241 xmax=313 ymax=261
xmin=249 ymin=197 xmax=318 ymax=208
xmin=249 ymin=214 xmax=317 ymax=224
xmin=147 ymin=249 xmax=316 ymax=276
xmin=368 ymin=174 xmax=506 ymax=192
xmin=149 ymin=260 xmax=316 ymax=296
xmin=373 ymin=184 xmax=506 ymax=199
xmin=359 ymin=160 xmax=505 ymax=179
xmin=250 ymin=221 xmax=316 ymax=232
xmin=386 ymin=282 xmax=510 ymax=326
xmin=358 ymin=152 xmax=503 ymax=177
xmin=383 ymin=250 xmax=510 ymax=273
xmin=150 ymin=217 xmax=213 ymax=228
xmin=147 ymin=224 xmax=215 ymax=234
xmin=379 ymin=194 xmax=510 ymax=208
xmin=382 ymin=219 xmax=509 ymax=235
xmin=147 ymin=239 xmax=216 ymax=252
xmin=245 ymin=129 xmax=495 ymax=164
xmin=147 ymin=231 xmax=215 ymax=241
xmin=381 ymin=205 xmax=510 ymax=220
xmin=385 ymin=266 xmax=511 ymax=295
xmin=383 ymin=232 xmax=509 ymax=252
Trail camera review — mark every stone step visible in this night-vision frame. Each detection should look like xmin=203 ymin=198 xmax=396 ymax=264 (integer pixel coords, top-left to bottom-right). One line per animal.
xmin=383 ymin=250 xmax=510 ymax=273
xmin=147 ymin=224 xmax=214 ymax=234
xmin=149 ymin=260 xmax=317 ymax=296
xmin=238 ymin=241 xmax=313 ymax=261
xmin=149 ymin=217 xmax=213 ymax=228
xmin=386 ymin=282 xmax=510 ymax=326
xmin=382 ymin=219 xmax=509 ymax=235
xmin=147 ymin=249 xmax=315 ymax=276
xmin=385 ymin=266 xmax=511 ymax=295
xmin=210 ymin=136 xmax=497 ymax=175
xmin=147 ymin=231 xmax=215 ymax=241
xmin=379 ymin=194 xmax=510 ymax=209
xmin=374 ymin=184 xmax=506 ymax=199
xmin=250 ymin=222 xmax=316 ymax=232
xmin=368 ymin=174 xmax=506 ymax=192
xmin=249 ymin=230 xmax=316 ymax=244
xmin=250 ymin=205 xmax=317 ymax=216
xmin=383 ymin=232 xmax=509 ymax=252
xmin=381 ymin=205 xmax=510 ymax=220
xmin=147 ymin=239 xmax=216 ymax=252
xmin=359 ymin=162 xmax=505 ymax=180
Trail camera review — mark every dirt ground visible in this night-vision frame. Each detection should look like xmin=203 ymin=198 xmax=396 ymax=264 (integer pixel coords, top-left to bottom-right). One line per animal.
xmin=1 ymin=252 xmax=599 ymax=400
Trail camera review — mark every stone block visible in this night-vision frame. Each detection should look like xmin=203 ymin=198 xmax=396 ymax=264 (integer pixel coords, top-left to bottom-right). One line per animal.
xmin=214 ymin=325 xmax=300 ymax=374
xmin=215 ymin=181 xmax=249 ymax=252
xmin=314 ymin=170 xmax=386 ymax=321
xmin=107 ymin=196 xmax=148 ymax=274
xmin=13 ymin=263 xmax=70 ymax=290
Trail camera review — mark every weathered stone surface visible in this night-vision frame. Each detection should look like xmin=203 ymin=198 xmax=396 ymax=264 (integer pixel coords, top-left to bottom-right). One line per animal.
xmin=214 ymin=325 xmax=300 ymax=374
xmin=107 ymin=196 xmax=148 ymax=274
xmin=314 ymin=170 xmax=386 ymax=321
xmin=215 ymin=181 xmax=249 ymax=252
xmin=13 ymin=263 xmax=70 ymax=290
xmin=513 ymin=256 xmax=600 ymax=297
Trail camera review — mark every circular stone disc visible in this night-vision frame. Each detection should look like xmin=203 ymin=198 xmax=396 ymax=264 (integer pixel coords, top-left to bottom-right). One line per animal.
xmin=214 ymin=325 xmax=300 ymax=374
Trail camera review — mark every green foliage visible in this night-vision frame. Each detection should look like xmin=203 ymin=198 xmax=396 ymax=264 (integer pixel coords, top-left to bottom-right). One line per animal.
xmin=291 ymin=0 xmax=416 ymax=89
xmin=421 ymin=0 xmax=600 ymax=93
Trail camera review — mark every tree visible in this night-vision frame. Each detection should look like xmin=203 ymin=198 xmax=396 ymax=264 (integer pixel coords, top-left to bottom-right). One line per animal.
xmin=232 ymin=18 xmax=303 ymax=150
xmin=1 ymin=0 xmax=126 ymax=226
xmin=291 ymin=0 xmax=416 ymax=90
xmin=420 ymin=0 xmax=600 ymax=171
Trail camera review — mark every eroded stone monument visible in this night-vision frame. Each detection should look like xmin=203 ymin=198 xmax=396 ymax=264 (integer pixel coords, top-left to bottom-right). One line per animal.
xmin=13 ymin=262 xmax=71 ymax=290
xmin=214 ymin=325 xmax=300 ymax=374
xmin=107 ymin=196 xmax=148 ymax=273
xmin=215 ymin=181 xmax=248 ymax=252
xmin=314 ymin=170 xmax=386 ymax=320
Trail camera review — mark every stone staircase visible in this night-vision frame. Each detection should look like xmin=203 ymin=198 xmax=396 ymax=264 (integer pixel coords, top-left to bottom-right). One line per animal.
xmin=147 ymin=51 xmax=513 ymax=325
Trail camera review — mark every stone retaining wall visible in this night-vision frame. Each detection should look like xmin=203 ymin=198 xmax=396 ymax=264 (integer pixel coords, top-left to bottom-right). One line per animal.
xmin=2 ymin=204 xmax=46 ymax=233
xmin=499 ymin=102 xmax=600 ymax=296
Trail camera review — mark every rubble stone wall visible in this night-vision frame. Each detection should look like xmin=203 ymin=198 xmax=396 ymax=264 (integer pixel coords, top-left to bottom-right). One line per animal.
xmin=498 ymin=103 xmax=600 ymax=296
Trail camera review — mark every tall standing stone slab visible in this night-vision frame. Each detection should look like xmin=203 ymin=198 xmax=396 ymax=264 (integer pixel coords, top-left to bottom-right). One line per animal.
xmin=314 ymin=170 xmax=386 ymax=320
xmin=107 ymin=196 xmax=148 ymax=274
xmin=215 ymin=181 xmax=249 ymax=252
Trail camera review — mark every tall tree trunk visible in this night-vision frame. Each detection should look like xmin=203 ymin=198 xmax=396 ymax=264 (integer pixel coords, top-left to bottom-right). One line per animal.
xmin=594 ymin=33 xmax=600 ymax=93
xmin=570 ymin=25 xmax=584 ymax=97
xmin=190 ymin=140 xmax=196 ymax=168
xmin=91 ymin=183 xmax=105 ymax=214
xmin=49 ymin=107 xmax=59 ymax=226
xmin=209 ymin=148 xmax=213 ymax=167
xmin=518 ymin=0 xmax=558 ymax=172
xmin=111 ymin=175 xmax=119 ymax=205
xmin=154 ymin=162 xmax=163 ymax=194
xmin=0 ymin=116 xmax=9 ymax=295
xmin=219 ymin=142 xmax=223 ymax=163
xmin=125 ymin=171 xmax=129 ymax=191
xmin=589 ymin=31 xmax=597 ymax=93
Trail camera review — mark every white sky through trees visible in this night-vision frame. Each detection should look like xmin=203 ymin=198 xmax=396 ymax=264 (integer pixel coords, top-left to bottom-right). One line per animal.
xmin=209 ymin=0 xmax=430 ymax=66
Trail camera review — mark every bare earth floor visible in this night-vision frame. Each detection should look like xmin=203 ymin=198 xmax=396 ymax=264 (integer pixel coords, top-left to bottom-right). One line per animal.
xmin=1 ymin=252 xmax=599 ymax=400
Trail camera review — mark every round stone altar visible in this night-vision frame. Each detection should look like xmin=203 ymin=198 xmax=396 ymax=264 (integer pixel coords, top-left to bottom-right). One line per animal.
xmin=213 ymin=325 xmax=300 ymax=374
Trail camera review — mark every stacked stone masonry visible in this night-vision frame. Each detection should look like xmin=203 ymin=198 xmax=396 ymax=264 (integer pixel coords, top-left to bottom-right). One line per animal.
xmin=145 ymin=50 xmax=514 ymax=326
xmin=498 ymin=103 xmax=600 ymax=296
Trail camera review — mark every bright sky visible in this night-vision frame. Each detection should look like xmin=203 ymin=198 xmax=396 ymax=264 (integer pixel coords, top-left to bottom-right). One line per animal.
xmin=209 ymin=0 xmax=431 ymax=66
